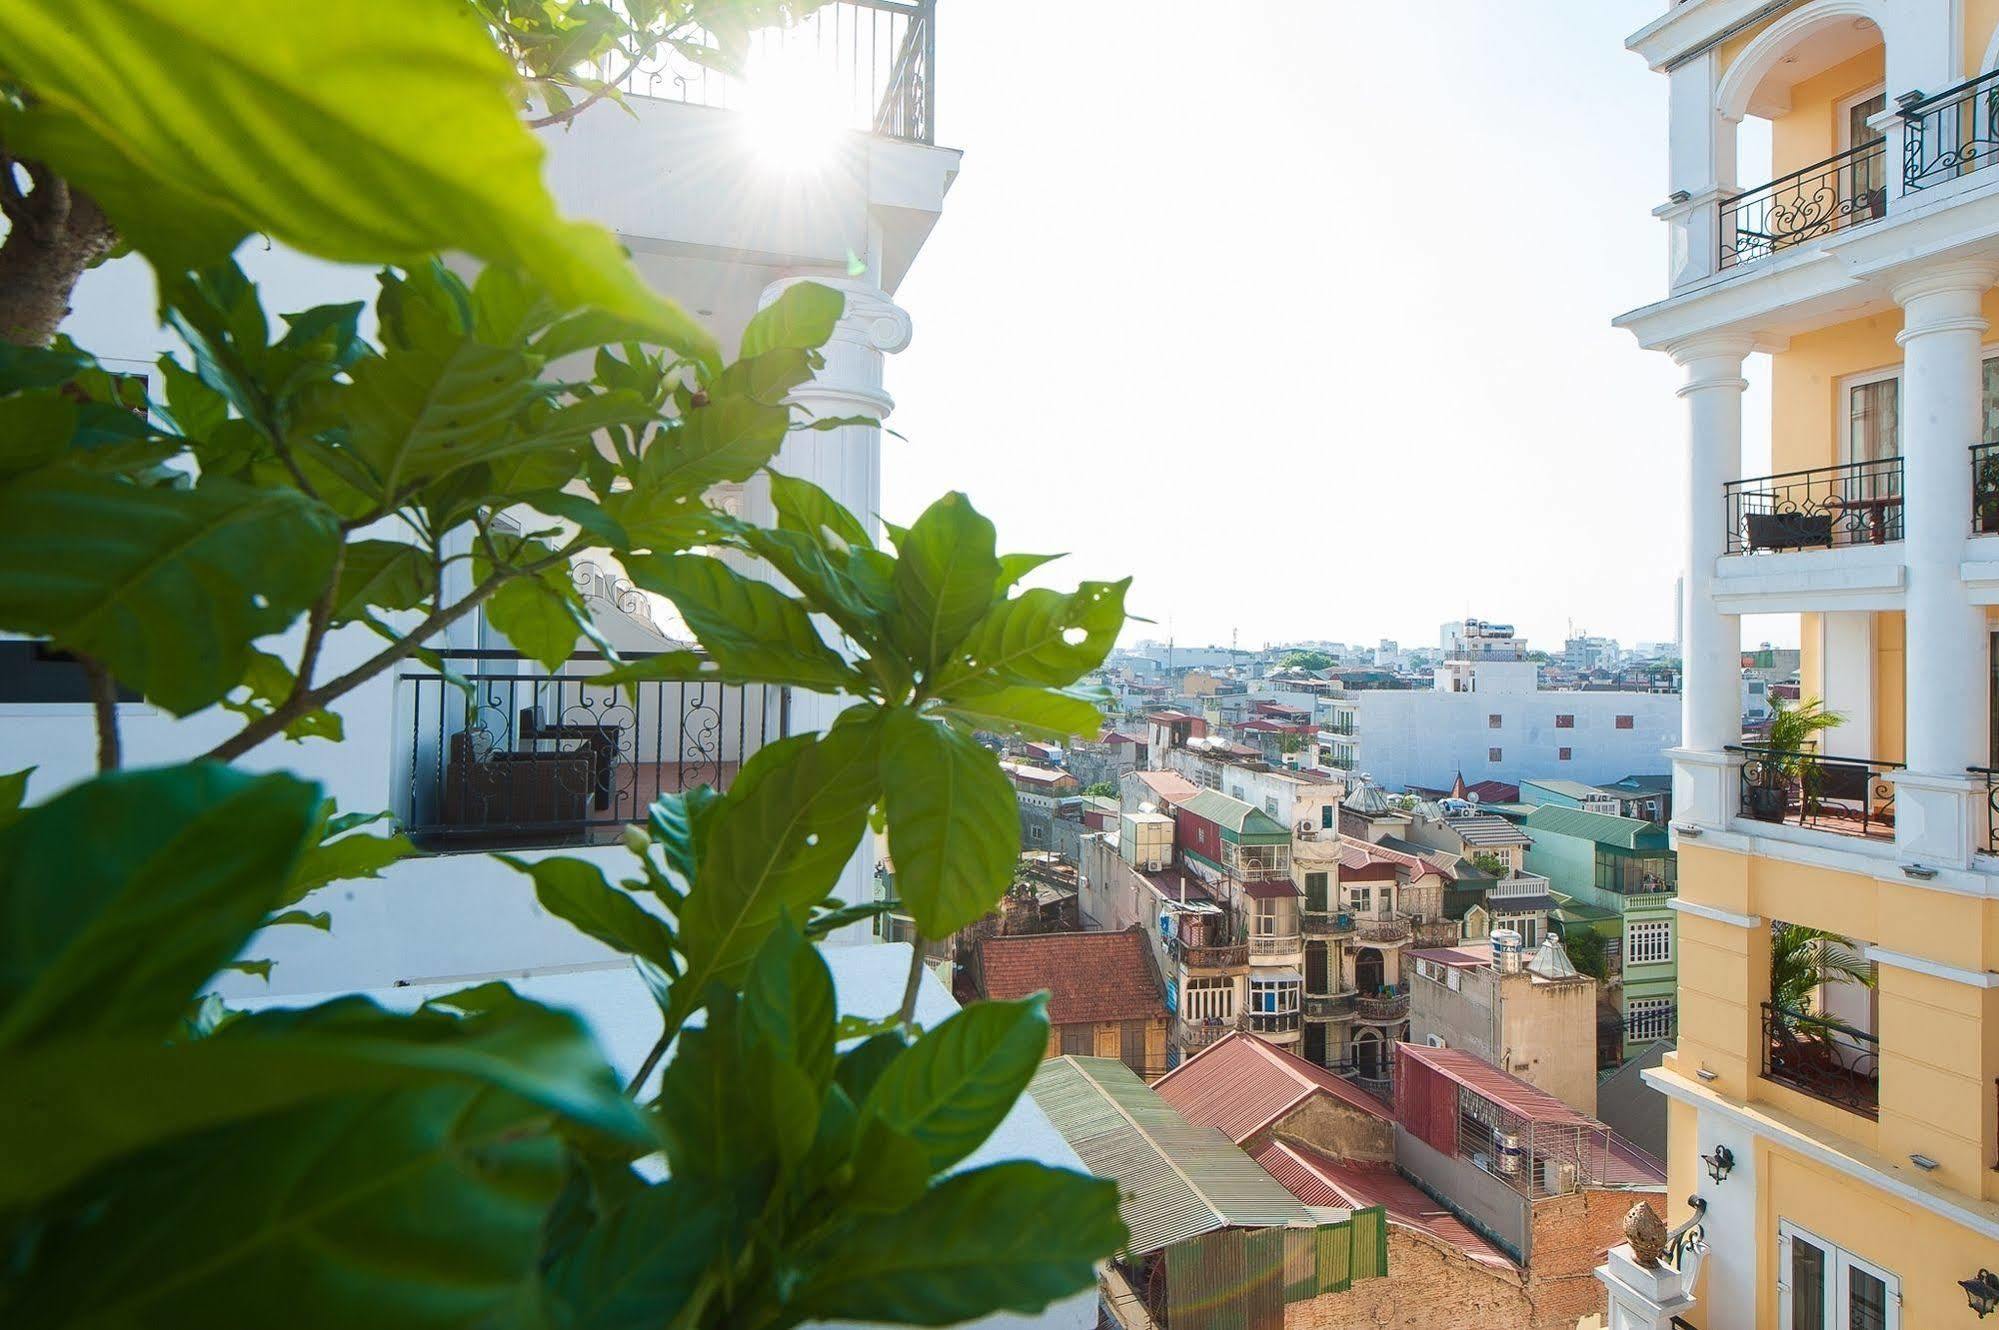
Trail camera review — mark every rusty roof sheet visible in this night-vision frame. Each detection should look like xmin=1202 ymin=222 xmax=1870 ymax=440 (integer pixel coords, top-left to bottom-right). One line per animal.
xmin=1395 ymin=1043 xmax=1604 ymax=1132
xmin=1153 ymin=1032 xmax=1392 ymax=1143
xmin=1252 ymin=1140 xmax=1517 ymax=1272
xmin=1135 ymin=770 xmax=1202 ymax=806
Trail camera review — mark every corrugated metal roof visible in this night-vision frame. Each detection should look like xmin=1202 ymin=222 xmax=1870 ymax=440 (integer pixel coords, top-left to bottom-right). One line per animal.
xmin=1446 ymin=815 xmax=1534 ymax=848
xmin=1153 ymin=1032 xmax=1392 ymax=1143
xmin=1396 ymin=1043 xmax=1605 ymax=1132
xmin=1521 ymin=804 xmax=1667 ymax=852
xmin=1179 ymin=789 xmax=1289 ymax=841
xmin=1252 ymin=1141 xmax=1517 ymax=1272
xmin=1029 ymin=1055 xmax=1320 ymax=1255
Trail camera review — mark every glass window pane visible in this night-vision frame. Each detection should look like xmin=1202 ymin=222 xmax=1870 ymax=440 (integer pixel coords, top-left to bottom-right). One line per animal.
xmin=1848 ymin=379 xmax=1898 ymax=462
xmin=1791 ymin=1236 xmax=1827 ymax=1330
xmin=1846 ymin=1265 xmax=1888 ymax=1330
xmin=1983 ymin=357 xmax=1999 ymax=442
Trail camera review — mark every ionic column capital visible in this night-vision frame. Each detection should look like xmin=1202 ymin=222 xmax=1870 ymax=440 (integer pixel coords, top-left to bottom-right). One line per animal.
xmin=758 ymin=274 xmax=913 ymax=354
xmin=1666 ymin=335 xmax=1756 ymax=395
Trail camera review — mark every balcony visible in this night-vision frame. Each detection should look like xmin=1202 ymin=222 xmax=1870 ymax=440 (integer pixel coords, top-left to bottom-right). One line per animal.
xmin=599 ymin=0 xmax=935 ymax=144
xmin=1976 ymin=767 xmax=1999 ymax=856
xmin=1249 ymin=932 xmax=1303 ymax=959
xmin=1242 ymin=1010 xmax=1302 ymax=1036
xmin=1724 ymin=459 xmax=1903 ymax=555
xmin=1718 ymin=139 xmax=1886 ymax=271
xmin=1353 ymin=914 xmax=1411 ymax=945
xmin=1302 ymin=911 xmax=1355 ymax=938
xmin=1169 ymin=937 xmax=1249 ymax=970
xmin=1729 ymin=744 xmax=1901 ymax=843
xmin=1903 ymin=68 xmax=1999 ymax=198
xmin=1354 ymin=989 xmax=1410 ymax=1023
xmin=1173 ymin=1016 xmax=1238 ymax=1051
xmin=397 ymin=650 xmax=787 ymax=851
xmin=1762 ymin=1002 xmax=1878 ymax=1119
xmin=1976 ymin=443 xmax=1999 ymax=535
xmin=1303 ymin=991 xmax=1356 ymax=1020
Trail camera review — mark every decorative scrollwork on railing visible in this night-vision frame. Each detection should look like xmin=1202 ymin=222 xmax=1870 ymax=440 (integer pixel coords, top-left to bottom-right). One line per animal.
xmin=1973 ymin=767 xmax=1999 ymax=857
xmin=1723 ymin=458 xmax=1903 ymax=554
xmin=1720 ymin=139 xmax=1887 ymax=269
xmin=1730 ymin=745 xmax=1900 ymax=841
xmin=1904 ymin=69 xmax=1999 ymax=193
xmin=1762 ymin=1002 xmax=1879 ymax=1118
xmin=1663 ymin=1196 xmax=1708 ymax=1274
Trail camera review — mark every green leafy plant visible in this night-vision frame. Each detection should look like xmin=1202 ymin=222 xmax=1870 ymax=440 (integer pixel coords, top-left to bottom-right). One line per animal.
xmin=1559 ymin=924 xmax=1608 ymax=982
xmin=0 ymin=1 xmax=1130 ymax=1325
xmin=1081 ymin=780 xmax=1118 ymax=798
xmin=1278 ymin=648 xmax=1332 ymax=671
xmin=1745 ymin=695 xmax=1844 ymax=821
xmin=1770 ymin=923 xmax=1873 ymax=1015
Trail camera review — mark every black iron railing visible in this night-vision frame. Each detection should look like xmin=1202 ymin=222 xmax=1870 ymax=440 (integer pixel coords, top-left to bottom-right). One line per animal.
xmin=1974 ymin=767 xmax=1999 ymax=856
xmin=1904 ymin=68 xmax=1999 ymax=193
xmin=1664 ymin=1197 xmax=1707 ymax=1276
xmin=601 ymin=0 xmax=935 ymax=144
xmin=1625 ymin=1001 xmax=1677 ymax=1044
xmin=398 ymin=649 xmax=787 ymax=851
xmin=1243 ymin=1009 xmax=1301 ymax=1035
xmin=1720 ymin=139 xmax=1887 ymax=269
xmin=1724 ymin=458 xmax=1904 ymax=553
xmin=1762 ymin=1002 xmax=1879 ymax=1118
xmin=1730 ymin=744 xmax=1901 ymax=839
xmin=1975 ymin=443 xmax=1999 ymax=535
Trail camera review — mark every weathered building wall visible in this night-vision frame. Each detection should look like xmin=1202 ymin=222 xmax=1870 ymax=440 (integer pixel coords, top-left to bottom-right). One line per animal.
xmin=1279 ymin=1229 xmax=1529 ymax=1330
xmin=1267 ymin=1105 xmax=1394 ymax=1167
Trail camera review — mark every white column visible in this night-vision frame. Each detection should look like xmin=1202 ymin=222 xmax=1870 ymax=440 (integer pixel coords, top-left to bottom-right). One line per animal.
xmin=751 ymin=273 xmax=913 ymax=917
xmin=1890 ymin=263 xmax=1995 ymax=869
xmin=1668 ymin=338 xmax=1752 ymax=829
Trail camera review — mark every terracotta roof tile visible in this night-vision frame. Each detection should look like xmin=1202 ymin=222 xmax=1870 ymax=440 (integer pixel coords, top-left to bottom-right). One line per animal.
xmin=1154 ymin=1031 xmax=1392 ymax=1142
xmin=978 ymin=930 xmax=1166 ymax=1026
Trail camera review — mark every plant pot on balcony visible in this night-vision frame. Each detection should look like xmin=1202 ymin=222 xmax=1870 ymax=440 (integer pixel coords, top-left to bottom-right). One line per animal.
xmin=1745 ymin=782 xmax=1789 ymax=822
xmin=1979 ymin=499 xmax=1999 ymax=535
xmin=1745 ymin=511 xmax=1833 ymax=551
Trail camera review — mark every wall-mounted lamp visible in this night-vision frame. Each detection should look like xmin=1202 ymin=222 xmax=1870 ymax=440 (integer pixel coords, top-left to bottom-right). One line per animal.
xmin=1701 ymin=1144 xmax=1736 ymax=1185
xmin=1961 ymin=1269 xmax=1999 ymax=1318
xmin=1666 ymin=189 xmax=1692 ymax=205
xmin=1695 ymin=1067 xmax=1719 ymax=1083
xmin=1902 ymin=863 xmax=1939 ymax=881
xmin=1672 ymin=823 xmax=1703 ymax=839
xmin=1910 ymin=1153 xmax=1940 ymax=1172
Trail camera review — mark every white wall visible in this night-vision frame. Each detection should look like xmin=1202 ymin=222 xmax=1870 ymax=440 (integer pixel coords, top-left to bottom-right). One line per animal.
xmin=1351 ymin=691 xmax=1681 ymax=793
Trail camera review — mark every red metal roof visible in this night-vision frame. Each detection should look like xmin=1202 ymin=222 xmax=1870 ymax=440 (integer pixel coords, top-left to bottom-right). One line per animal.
xmin=1604 ymin=1134 xmax=1668 ymax=1186
xmin=977 ymin=930 xmax=1166 ymax=1026
xmin=1241 ymin=879 xmax=1301 ymax=900
xmin=1153 ymin=1031 xmax=1391 ymax=1142
xmin=1135 ymin=770 xmax=1201 ymax=806
xmin=1252 ymin=1140 xmax=1517 ymax=1272
xmin=1394 ymin=1043 xmax=1603 ymax=1132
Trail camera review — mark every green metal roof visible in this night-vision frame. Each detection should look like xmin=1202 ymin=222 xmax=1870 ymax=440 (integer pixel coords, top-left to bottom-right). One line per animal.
xmin=1029 ymin=1056 xmax=1320 ymax=1255
xmin=1522 ymin=804 xmax=1669 ymax=852
xmin=1521 ymin=778 xmax=1606 ymax=802
xmin=1549 ymin=891 xmax=1619 ymax=928
xmin=1178 ymin=789 xmax=1289 ymax=841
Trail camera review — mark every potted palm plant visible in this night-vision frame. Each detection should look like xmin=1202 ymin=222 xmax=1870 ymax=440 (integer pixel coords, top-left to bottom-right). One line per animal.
xmin=1977 ymin=450 xmax=1999 ymax=534
xmin=1745 ymin=695 xmax=1844 ymax=822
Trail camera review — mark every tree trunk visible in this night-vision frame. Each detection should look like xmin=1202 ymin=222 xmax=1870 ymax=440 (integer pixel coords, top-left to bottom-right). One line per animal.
xmin=0 ymin=160 xmax=118 ymax=348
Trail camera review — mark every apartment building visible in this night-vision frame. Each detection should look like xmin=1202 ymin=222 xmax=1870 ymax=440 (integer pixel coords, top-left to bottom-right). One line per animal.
xmin=1613 ymin=2 xmax=1999 ymax=1326
xmin=1317 ymin=653 xmax=1681 ymax=792
xmin=1408 ymin=934 xmax=1601 ymax=1117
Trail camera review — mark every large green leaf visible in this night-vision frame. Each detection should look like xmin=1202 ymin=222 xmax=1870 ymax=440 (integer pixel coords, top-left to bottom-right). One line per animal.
xmin=739 ymin=281 xmax=843 ymax=359
xmin=499 ymin=855 xmax=677 ymax=969
xmin=932 ymin=684 xmax=1107 ymax=743
xmin=891 ymin=492 xmax=999 ymax=675
xmin=330 ymin=539 xmax=431 ymax=625
xmin=934 ymin=578 xmax=1131 ymax=697
xmin=623 ymin=553 xmax=866 ymax=693
xmin=861 ymin=997 xmax=1050 ymax=1173
xmin=0 ymin=765 xmax=321 ymax=1050
xmin=0 ymin=0 xmax=717 ymax=364
xmin=10 ymin=1079 xmax=567 ymax=1328
xmin=769 ymin=470 xmax=874 ymax=550
xmin=878 ymin=708 xmax=1018 ymax=937
xmin=670 ymin=715 xmax=882 ymax=1025
xmin=482 ymin=571 xmax=586 ymax=673
xmin=0 ymin=985 xmax=650 ymax=1206
xmin=741 ymin=914 xmax=836 ymax=1086
xmin=0 ymin=468 xmax=340 ymax=714
xmin=541 ymin=1180 xmax=728 ymax=1330
xmin=646 ymin=785 xmax=722 ymax=887
xmin=332 ymin=328 xmax=542 ymax=499
xmin=788 ymin=1162 xmax=1126 ymax=1325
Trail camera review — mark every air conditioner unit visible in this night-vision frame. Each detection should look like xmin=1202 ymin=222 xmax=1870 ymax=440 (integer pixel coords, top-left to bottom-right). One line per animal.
xmin=1426 ymin=1034 xmax=1447 ymax=1048
xmin=1145 ymin=860 xmax=1164 ymax=872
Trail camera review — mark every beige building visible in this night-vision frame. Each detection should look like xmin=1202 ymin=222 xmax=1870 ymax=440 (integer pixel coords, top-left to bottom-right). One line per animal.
xmin=1408 ymin=934 xmax=1599 ymax=1116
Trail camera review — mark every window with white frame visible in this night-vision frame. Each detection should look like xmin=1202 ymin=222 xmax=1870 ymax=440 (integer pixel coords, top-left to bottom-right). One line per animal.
xmin=1249 ymin=976 xmax=1300 ymax=1014
xmin=1626 ymin=996 xmax=1673 ymax=1042
xmin=1779 ymin=1220 xmax=1898 ymax=1330
xmin=1349 ymin=883 xmax=1372 ymax=913
xmin=1182 ymin=975 xmax=1234 ymax=1022
xmin=1628 ymin=919 xmax=1671 ymax=966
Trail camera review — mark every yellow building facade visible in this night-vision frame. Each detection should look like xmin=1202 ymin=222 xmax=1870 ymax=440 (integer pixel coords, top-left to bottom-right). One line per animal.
xmin=1620 ymin=2 xmax=1999 ymax=1327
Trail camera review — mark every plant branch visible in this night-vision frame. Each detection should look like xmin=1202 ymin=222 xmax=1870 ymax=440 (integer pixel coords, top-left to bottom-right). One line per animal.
xmin=77 ymin=653 xmax=120 ymax=772
xmin=287 ymin=543 xmax=345 ymax=704
xmin=897 ymin=930 xmax=926 ymax=1029
xmin=626 ymin=1029 xmax=670 ymax=1098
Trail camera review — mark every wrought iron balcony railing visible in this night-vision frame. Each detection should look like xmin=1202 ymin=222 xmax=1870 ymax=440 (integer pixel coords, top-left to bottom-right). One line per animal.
xmin=1762 ymin=1002 xmax=1879 ymax=1119
xmin=1302 ymin=911 xmax=1355 ymax=937
xmin=1975 ymin=442 xmax=1999 ymax=535
xmin=1903 ymin=67 xmax=1999 ymax=194
xmin=599 ymin=0 xmax=935 ymax=144
xmin=1172 ymin=1016 xmax=1238 ymax=1050
xmin=1729 ymin=744 xmax=1901 ymax=841
xmin=398 ymin=649 xmax=787 ymax=851
xmin=1973 ymin=767 xmax=1999 ymax=856
xmin=1723 ymin=458 xmax=1903 ymax=554
xmin=1169 ymin=937 xmax=1249 ymax=969
xmin=1354 ymin=914 xmax=1411 ymax=944
xmin=1354 ymin=989 xmax=1410 ymax=1023
xmin=1719 ymin=138 xmax=1887 ymax=270
xmin=1303 ymin=991 xmax=1357 ymax=1020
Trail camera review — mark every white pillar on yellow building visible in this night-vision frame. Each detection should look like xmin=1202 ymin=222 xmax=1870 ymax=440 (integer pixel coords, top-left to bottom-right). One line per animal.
xmin=1890 ymin=263 xmax=1996 ymax=869
xmin=1667 ymin=336 xmax=1752 ymax=828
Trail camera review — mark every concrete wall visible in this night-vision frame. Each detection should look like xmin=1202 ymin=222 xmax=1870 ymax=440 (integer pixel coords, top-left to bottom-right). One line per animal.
xmin=1395 ymin=1126 xmax=1533 ymax=1263
xmin=1279 ymin=1229 xmax=1530 ymax=1330
xmin=1267 ymin=1104 xmax=1395 ymax=1167
xmin=1351 ymin=691 xmax=1679 ymax=793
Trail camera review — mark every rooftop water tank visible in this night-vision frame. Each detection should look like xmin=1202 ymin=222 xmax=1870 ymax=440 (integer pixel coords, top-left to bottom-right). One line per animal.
xmin=1491 ymin=928 xmax=1525 ymax=974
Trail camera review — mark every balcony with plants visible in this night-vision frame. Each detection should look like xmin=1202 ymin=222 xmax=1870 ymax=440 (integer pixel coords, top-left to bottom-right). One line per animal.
xmin=1759 ymin=924 xmax=1879 ymax=1120
xmin=1729 ymin=697 xmax=1900 ymax=844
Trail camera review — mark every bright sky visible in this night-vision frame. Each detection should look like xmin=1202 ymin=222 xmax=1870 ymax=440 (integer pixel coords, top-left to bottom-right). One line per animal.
xmin=881 ymin=1 xmax=1788 ymax=653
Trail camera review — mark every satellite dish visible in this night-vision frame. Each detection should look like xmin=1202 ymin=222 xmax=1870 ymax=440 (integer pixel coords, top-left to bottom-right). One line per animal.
xmin=1467 ymin=791 xmax=1481 ymax=805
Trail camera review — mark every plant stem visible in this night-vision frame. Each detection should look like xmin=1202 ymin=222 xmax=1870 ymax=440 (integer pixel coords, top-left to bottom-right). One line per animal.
xmin=77 ymin=653 xmax=120 ymax=772
xmin=897 ymin=930 xmax=926 ymax=1028
xmin=626 ymin=1029 xmax=670 ymax=1098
